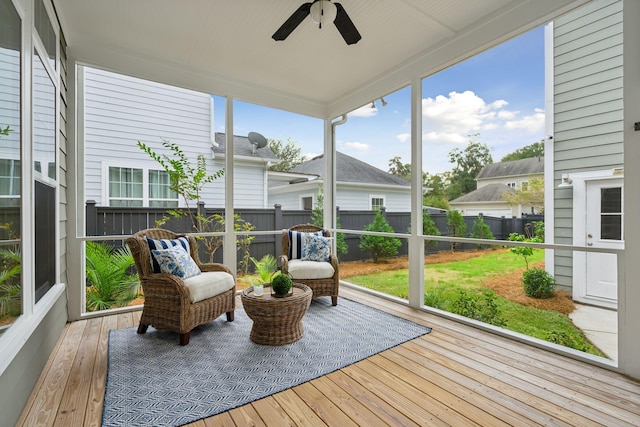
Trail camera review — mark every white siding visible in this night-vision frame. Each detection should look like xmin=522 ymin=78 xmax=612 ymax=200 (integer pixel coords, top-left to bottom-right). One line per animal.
xmin=83 ymin=67 xmax=227 ymax=206
xmin=552 ymin=0 xmax=624 ymax=289
xmin=269 ymin=183 xmax=410 ymax=212
xmin=232 ymin=159 xmax=268 ymax=208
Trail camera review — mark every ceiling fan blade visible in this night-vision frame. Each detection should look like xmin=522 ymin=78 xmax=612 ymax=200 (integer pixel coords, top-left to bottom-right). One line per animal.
xmin=272 ymin=3 xmax=312 ymax=41
xmin=333 ymin=3 xmax=361 ymax=45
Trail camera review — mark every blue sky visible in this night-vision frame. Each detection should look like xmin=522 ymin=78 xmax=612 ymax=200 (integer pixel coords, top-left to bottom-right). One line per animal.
xmin=214 ymin=25 xmax=546 ymax=175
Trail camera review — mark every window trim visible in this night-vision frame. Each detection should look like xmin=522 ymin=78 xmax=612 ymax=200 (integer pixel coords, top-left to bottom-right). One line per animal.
xmin=101 ymin=161 xmax=180 ymax=207
xmin=299 ymin=193 xmax=314 ymax=210
xmin=370 ymin=194 xmax=385 ymax=211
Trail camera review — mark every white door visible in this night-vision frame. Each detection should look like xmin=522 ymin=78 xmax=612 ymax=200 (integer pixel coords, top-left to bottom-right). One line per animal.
xmin=583 ymin=179 xmax=624 ymax=303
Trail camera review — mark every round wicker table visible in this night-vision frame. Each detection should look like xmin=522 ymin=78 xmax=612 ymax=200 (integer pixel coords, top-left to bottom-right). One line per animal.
xmin=241 ymin=283 xmax=312 ymax=345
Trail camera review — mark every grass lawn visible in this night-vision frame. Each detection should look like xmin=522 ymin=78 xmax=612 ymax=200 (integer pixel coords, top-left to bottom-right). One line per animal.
xmin=344 ymin=250 xmax=606 ymax=357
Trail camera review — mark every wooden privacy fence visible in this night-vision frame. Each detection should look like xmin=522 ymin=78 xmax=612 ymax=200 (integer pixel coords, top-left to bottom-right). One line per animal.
xmin=86 ymin=200 xmax=544 ymax=266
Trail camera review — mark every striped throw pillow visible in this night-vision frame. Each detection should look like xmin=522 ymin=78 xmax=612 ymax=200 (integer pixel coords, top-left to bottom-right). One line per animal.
xmin=288 ymin=229 xmax=325 ymax=260
xmin=146 ymin=236 xmax=191 ymax=273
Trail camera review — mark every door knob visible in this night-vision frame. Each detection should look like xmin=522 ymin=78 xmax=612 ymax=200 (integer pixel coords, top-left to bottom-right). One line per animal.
xmin=588 ymin=242 xmax=593 ymax=246
xmin=587 ymin=234 xmax=593 ymax=238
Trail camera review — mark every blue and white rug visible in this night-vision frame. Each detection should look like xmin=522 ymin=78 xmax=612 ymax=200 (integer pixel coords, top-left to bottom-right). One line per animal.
xmin=103 ymin=297 xmax=431 ymax=426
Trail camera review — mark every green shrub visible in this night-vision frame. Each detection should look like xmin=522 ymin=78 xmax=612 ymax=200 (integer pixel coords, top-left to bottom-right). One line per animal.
xmin=451 ymin=289 xmax=506 ymax=327
xmin=522 ymin=267 xmax=555 ymax=298
xmin=423 ymin=210 xmax=441 ymax=249
xmin=470 ymin=215 xmax=495 ymax=249
xmin=545 ymin=331 xmax=590 ymax=352
xmin=271 ymin=274 xmax=293 ymax=296
xmin=359 ymin=211 xmax=402 ymax=263
xmin=86 ymin=241 xmax=140 ymax=311
xmin=446 ymin=210 xmax=466 ymax=252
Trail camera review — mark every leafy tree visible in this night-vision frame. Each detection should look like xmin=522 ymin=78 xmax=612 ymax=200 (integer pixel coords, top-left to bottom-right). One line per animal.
xmin=138 ymin=139 xmax=254 ymax=263
xmin=423 ymin=173 xmax=450 ymax=209
xmin=311 ymin=191 xmax=348 ymax=257
xmin=388 ymin=156 xmax=412 ymax=181
xmin=470 ymin=215 xmax=495 ymax=249
xmin=423 ymin=210 xmax=441 ymax=249
xmin=359 ymin=211 xmax=402 ymax=263
xmin=501 ymin=140 xmax=544 ymax=162
xmin=446 ymin=210 xmax=467 ymax=252
xmin=502 ymin=177 xmax=544 ymax=214
xmin=85 ymin=241 xmax=139 ymax=312
xmin=447 ymin=135 xmax=493 ymax=199
xmin=508 ymin=232 xmax=542 ymax=270
xmin=268 ymin=137 xmax=305 ymax=172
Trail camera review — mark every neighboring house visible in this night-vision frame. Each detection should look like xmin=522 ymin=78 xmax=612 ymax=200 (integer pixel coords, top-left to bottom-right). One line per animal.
xmin=83 ymin=68 xmax=276 ymax=210
xmin=547 ymin=0 xmax=624 ymax=309
xmin=449 ymin=157 xmax=544 ymax=218
xmin=268 ymin=151 xmax=411 ymax=212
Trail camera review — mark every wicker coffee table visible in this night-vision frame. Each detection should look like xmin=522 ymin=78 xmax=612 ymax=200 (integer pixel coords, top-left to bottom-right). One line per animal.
xmin=241 ymin=283 xmax=312 ymax=345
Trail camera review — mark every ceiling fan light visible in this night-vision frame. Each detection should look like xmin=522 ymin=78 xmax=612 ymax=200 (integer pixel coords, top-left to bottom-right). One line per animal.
xmin=310 ymin=0 xmax=337 ymax=28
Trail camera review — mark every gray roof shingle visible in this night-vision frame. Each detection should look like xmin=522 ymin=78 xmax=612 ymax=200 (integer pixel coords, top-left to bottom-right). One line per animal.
xmin=476 ymin=157 xmax=544 ymax=180
xmin=291 ymin=152 xmax=410 ymax=186
xmin=450 ymin=183 xmax=515 ymax=203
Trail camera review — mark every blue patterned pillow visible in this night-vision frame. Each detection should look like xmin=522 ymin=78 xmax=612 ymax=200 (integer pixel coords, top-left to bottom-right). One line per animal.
xmin=288 ymin=229 xmax=325 ymax=259
xmin=151 ymin=245 xmax=201 ymax=279
xmin=146 ymin=236 xmax=190 ymax=273
xmin=301 ymin=233 xmax=332 ymax=262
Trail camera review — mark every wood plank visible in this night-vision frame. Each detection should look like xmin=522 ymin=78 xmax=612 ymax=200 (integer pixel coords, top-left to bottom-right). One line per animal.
xmin=292 ymin=382 xmax=359 ymax=426
xmin=228 ymin=403 xmax=267 ymax=426
xmin=18 ymin=320 xmax=87 ymax=427
xmin=84 ymin=314 xmax=119 ymax=426
xmin=250 ymin=397 xmax=296 ymax=427
xmin=326 ymin=370 xmax=421 ymax=427
xmin=272 ymin=389 xmax=328 ymax=426
xmin=311 ymin=375 xmax=390 ymax=427
xmin=54 ymin=317 xmax=102 ymax=426
xmin=203 ymin=411 xmax=236 ymax=426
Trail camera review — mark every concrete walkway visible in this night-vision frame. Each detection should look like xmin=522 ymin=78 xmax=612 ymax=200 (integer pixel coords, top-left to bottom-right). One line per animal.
xmin=569 ymin=304 xmax=618 ymax=362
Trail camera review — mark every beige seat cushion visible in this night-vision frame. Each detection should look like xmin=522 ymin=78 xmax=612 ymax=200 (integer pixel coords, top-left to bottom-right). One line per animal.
xmin=288 ymin=259 xmax=335 ymax=280
xmin=183 ymin=271 xmax=235 ymax=303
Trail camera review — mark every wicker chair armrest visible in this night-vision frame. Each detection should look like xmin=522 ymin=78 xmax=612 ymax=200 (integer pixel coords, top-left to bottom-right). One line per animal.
xmin=278 ymin=254 xmax=290 ymax=274
xmin=328 ymin=253 xmax=339 ymax=272
xmin=142 ymin=273 xmax=191 ymax=301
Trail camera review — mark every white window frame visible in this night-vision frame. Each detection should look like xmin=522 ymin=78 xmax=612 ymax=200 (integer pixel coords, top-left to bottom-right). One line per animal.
xmin=506 ymin=181 xmax=516 ymax=188
xmin=300 ymin=193 xmax=314 ymax=210
xmin=101 ymin=161 xmax=180 ymax=207
xmin=0 ymin=158 xmax=21 ymax=202
xmin=370 ymin=195 xmax=385 ymax=211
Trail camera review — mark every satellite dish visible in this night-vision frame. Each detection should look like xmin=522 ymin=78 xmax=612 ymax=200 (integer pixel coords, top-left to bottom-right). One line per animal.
xmin=248 ymin=132 xmax=267 ymax=154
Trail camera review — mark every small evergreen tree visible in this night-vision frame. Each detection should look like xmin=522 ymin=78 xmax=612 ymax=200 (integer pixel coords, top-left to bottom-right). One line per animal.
xmin=359 ymin=211 xmax=402 ymax=263
xmin=446 ymin=210 xmax=467 ymax=252
xmin=423 ymin=210 xmax=441 ymax=250
xmin=470 ymin=215 xmax=495 ymax=250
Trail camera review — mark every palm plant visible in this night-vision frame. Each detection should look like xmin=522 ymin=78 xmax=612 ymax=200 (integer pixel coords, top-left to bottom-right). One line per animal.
xmin=85 ymin=241 xmax=140 ymax=312
xmin=0 ymin=248 xmax=22 ymax=322
xmin=250 ymin=254 xmax=279 ymax=283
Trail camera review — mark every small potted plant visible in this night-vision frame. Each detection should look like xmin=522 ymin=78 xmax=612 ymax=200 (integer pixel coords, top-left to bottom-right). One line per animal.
xmin=250 ymin=254 xmax=277 ymax=296
xmin=271 ymin=273 xmax=293 ymax=297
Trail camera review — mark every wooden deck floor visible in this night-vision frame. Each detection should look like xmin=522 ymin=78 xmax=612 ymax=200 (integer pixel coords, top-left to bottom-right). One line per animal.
xmin=17 ymin=287 xmax=640 ymax=426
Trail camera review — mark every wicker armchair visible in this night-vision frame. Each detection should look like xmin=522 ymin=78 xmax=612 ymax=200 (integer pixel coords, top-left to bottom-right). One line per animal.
xmin=126 ymin=228 xmax=236 ymax=345
xmin=278 ymin=224 xmax=339 ymax=306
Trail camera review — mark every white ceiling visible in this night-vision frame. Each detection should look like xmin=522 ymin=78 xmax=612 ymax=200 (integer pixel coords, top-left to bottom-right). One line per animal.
xmin=53 ymin=0 xmax=591 ymax=118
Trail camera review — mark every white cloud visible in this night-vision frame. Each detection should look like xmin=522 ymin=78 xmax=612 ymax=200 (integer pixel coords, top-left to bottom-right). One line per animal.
xmin=421 ymin=90 xmax=542 ymax=144
xmin=504 ymin=108 xmax=545 ymax=132
xmin=343 ymin=141 xmax=370 ymax=151
xmin=348 ymin=104 xmax=377 ymax=118
xmin=396 ymin=133 xmax=411 ymax=142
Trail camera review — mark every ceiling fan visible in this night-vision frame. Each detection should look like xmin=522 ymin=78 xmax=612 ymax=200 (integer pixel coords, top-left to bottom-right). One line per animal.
xmin=272 ymin=0 xmax=362 ymax=45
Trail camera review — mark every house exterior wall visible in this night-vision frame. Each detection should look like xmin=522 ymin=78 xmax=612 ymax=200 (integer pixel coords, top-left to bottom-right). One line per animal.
xmin=83 ymin=67 xmax=228 ymax=207
xmin=453 ymin=204 xmax=514 ymax=218
xmin=478 ymin=174 xmax=542 ymax=189
xmin=269 ymin=182 xmax=411 ymax=212
xmin=551 ymin=0 xmax=624 ymax=289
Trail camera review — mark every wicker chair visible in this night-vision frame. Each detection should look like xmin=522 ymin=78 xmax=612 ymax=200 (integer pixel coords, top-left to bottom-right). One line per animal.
xmin=126 ymin=228 xmax=236 ymax=345
xmin=278 ymin=224 xmax=339 ymax=306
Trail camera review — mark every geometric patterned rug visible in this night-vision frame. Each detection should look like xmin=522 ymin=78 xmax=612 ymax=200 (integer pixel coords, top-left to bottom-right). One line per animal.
xmin=102 ymin=297 xmax=431 ymax=427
